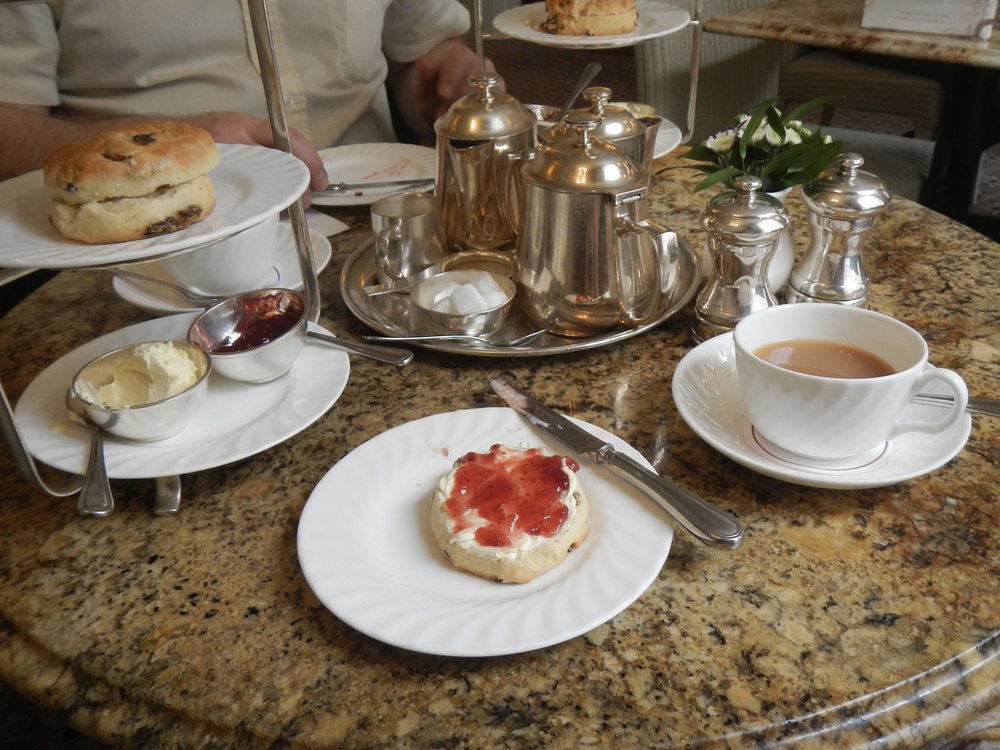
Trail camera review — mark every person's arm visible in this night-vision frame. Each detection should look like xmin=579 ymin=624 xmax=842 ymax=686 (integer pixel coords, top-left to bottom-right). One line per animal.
xmin=0 ymin=104 xmax=328 ymax=191
xmin=387 ymin=38 xmax=500 ymax=143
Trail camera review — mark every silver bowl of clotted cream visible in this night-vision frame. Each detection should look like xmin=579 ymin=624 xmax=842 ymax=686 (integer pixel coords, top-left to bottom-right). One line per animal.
xmin=70 ymin=340 xmax=211 ymax=441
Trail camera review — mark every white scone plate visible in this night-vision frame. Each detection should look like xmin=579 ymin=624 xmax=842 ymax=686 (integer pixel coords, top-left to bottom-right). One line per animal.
xmin=493 ymin=1 xmax=691 ymax=49
xmin=313 ymin=143 xmax=437 ymax=207
xmin=297 ymin=407 xmax=675 ymax=657
xmin=0 ymin=143 xmax=309 ymax=270
xmin=15 ymin=313 xmax=349 ymax=479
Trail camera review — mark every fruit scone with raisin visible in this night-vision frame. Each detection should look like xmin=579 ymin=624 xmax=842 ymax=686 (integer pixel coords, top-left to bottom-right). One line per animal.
xmin=43 ymin=119 xmax=219 ymax=244
xmin=431 ymin=444 xmax=590 ymax=583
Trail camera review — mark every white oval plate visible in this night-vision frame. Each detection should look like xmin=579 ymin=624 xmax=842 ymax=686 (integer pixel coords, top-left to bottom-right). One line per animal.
xmin=15 ymin=313 xmax=349 ymax=479
xmin=111 ymin=226 xmax=333 ymax=315
xmin=0 ymin=144 xmax=310 ymax=269
xmin=494 ymin=1 xmax=690 ymax=49
xmin=672 ymin=333 xmax=972 ymax=489
xmin=313 ymin=143 xmax=436 ymax=207
xmin=297 ymin=407 xmax=674 ymax=657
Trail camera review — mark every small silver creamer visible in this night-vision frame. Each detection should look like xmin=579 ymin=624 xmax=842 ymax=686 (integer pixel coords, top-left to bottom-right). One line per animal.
xmin=785 ymin=153 xmax=891 ymax=307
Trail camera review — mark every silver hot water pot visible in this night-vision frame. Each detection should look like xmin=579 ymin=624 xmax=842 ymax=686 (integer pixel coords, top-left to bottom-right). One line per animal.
xmin=516 ymin=114 xmax=679 ymax=337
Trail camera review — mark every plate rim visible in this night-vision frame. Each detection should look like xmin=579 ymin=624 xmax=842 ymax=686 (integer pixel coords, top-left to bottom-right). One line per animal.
xmin=296 ymin=406 xmax=674 ymax=657
xmin=15 ymin=312 xmax=350 ymax=479
xmin=111 ymin=226 xmax=333 ymax=315
xmin=493 ymin=0 xmax=691 ymax=49
xmin=671 ymin=332 xmax=973 ymax=489
xmin=0 ymin=143 xmax=310 ymax=270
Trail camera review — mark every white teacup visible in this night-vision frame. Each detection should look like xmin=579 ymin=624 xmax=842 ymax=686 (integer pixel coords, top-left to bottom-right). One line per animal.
xmin=733 ymin=304 xmax=968 ymax=460
xmin=148 ymin=213 xmax=281 ymax=296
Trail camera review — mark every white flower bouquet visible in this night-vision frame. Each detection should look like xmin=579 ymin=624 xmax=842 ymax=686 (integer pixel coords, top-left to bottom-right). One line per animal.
xmin=679 ymin=97 xmax=846 ymax=193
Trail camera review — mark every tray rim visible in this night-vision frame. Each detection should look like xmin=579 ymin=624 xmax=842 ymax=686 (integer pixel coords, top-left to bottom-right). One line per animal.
xmin=339 ymin=235 xmax=701 ymax=357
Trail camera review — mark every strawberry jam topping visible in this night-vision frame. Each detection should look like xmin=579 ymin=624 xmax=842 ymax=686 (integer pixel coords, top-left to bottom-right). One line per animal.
xmin=445 ymin=444 xmax=580 ymax=548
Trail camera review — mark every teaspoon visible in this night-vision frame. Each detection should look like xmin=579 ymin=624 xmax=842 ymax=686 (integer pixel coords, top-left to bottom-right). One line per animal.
xmin=362 ymin=328 xmax=549 ymax=348
xmin=65 ymin=388 xmax=114 ymax=517
xmin=910 ymin=392 xmax=998 ymax=416
xmin=556 ymin=62 xmax=602 ymax=121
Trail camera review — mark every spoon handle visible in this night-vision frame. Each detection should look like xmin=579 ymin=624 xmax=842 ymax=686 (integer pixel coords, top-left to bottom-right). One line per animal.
xmin=307 ymin=330 xmax=413 ymax=367
xmin=911 ymin=392 xmax=999 ymax=416
xmin=78 ymin=427 xmax=114 ymax=517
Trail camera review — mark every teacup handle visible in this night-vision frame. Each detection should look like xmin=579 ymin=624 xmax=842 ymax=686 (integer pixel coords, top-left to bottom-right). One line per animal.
xmin=375 ymin=225 xmax=405 ymax=281
xmin=892 ymin=368 xmax=968 ymax=437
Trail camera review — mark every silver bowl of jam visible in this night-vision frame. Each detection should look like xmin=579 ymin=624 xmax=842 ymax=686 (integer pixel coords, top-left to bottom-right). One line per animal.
xmin=187 ymin=288 xmax=307 ymax=384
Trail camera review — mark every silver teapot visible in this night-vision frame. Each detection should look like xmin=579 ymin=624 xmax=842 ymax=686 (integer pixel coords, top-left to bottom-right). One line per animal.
xmin=434 ymin=72 xmax=536 ymax=253
xmin=516 ymin=114 xmax=679 ymax=337
xmin=545 ymin=86 xmax=662 ymax=178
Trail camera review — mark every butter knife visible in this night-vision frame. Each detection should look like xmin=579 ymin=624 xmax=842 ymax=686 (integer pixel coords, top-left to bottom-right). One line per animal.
xmin=313 ymin=178 xmax=434 ymax=196
xmin=490 ymin=377 xmax=745 ymax=550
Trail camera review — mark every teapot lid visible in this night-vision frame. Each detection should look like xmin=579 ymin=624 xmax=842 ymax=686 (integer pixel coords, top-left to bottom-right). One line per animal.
xmin=802 ymin=153 xmax=891 ymax=218
xmin=434 ymin=72 xmax=535 ymax=140
xmin=550 ymin=86 xmax=645 ymax=143
xmin=522 ymin=113 xmax=644 ymax=192
xmin=702 ymin=175 xmax=789 ymax=243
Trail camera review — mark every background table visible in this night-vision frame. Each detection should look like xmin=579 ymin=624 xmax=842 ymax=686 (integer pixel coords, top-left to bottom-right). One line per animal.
xmin=0 ymin=151 xmax=998 ymax=748
xmin=704 ymin=0 xmax=1000 ymax=241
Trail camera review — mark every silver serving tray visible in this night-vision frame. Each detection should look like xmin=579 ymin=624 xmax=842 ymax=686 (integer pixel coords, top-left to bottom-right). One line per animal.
xmin=339 ymin=237 xmax=701 ymax=357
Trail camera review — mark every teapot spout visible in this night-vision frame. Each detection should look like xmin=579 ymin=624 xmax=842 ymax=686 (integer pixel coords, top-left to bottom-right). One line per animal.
xmin=639 ymin=116 xmax=663 ymax=173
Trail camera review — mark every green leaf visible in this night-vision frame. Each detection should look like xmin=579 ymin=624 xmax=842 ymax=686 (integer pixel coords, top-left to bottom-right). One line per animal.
xmin=681 ymin=144 xmax=721 ymax=164
xmin=784 ymin=95 xmax=844 ymax=123
xmin=692 ymin=166 xmax=743 ymax=193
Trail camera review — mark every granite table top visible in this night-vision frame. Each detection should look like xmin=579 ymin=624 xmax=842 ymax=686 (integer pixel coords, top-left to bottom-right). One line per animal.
xmin=703 ymin=0 xmax=1000 ymax=68
xmin=0 ymin=150 xmax=998 ymax=749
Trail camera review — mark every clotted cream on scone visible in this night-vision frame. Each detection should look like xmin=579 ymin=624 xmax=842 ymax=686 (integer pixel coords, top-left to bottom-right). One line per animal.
xmin=431 ymin=444 xmax=590 ymax=583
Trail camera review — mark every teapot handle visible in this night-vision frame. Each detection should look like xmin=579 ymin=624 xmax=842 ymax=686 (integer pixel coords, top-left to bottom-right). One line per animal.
xmin=617 ymin=215 xmax=681 ymax=296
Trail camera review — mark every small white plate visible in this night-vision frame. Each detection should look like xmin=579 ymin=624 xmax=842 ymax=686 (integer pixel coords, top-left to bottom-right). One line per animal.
xmin=494 ymin=1 xmax=690 ymax=49
xmin=313 ymin=143 xmax=437 ymax=207
xmin=671 ymin=333 xmax=972 ymax=489
xmin=654 ymin=118 xmax=682 ymax=159
xmin=297 ymin=407 xmax=674 ymax=657
xmin=15 ymin=313 xmax=350 ymax=479
xmin=0 ymin=144 xmax=309 ymax=269
xmin=111 ymin=226 xmax=333 ymax=315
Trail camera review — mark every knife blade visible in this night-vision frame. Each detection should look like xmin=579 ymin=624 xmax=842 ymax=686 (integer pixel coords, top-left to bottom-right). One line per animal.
xmin=489 ymin=377 xmax=744 ymax=550
xmin=313 ymin=178 xmax=434 ymax=196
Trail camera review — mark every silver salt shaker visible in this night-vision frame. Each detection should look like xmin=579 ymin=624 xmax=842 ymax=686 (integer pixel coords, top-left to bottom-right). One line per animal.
xmin=785 ymin=153 xmax=891 ymax=307
xmin=693 ymin=175 xmax=789 ymax=342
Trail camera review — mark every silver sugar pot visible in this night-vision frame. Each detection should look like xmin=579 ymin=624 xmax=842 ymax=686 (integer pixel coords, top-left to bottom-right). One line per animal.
xmin=434 ymin=72 xmax=536 ymax=253
xmin=785 ymin=153 xmax=891 ymax=306
xmin=693 ymin=175 xmax=789 ymax=342
xmin=516 ymin=113 xmax=679 ymax=337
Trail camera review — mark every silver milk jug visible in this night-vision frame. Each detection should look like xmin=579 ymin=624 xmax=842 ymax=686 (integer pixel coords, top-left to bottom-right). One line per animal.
xmin=516 ymin=114 xmax=680 ymax=337
xmin=785 ymin=153 xmax=891 ymax=307
xmin=434 ymin=72 xmax=536 ymax=253
xmin=546 ymin=86 xmax=662 ymax=179
xmin=693 ymin=175 xmax=789 ymax=342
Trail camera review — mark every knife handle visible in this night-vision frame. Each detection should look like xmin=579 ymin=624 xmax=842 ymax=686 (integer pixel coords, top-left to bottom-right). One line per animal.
xmin=597 ymin=446 xmax=744 ymax=549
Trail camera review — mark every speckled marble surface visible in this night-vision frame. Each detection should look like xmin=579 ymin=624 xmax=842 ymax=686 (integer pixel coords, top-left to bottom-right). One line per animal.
xmin=703 ymin=0 xmax=1000 ymax=67
xmin=0 ymin=150 xmax=998 ymax=749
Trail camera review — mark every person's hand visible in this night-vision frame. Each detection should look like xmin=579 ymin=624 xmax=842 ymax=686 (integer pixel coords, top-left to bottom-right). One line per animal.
xmin=184 ymin=111 xmax=328 ymax=202
xmin=389 ymin=38 xmax=502 ymax=142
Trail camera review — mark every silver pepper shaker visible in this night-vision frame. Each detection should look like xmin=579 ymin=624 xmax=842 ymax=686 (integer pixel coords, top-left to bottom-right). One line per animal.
xmin=693 ymin=175 xmax=789 ymax=342
xmin=785 ymin=153 xmax=891 ymax=307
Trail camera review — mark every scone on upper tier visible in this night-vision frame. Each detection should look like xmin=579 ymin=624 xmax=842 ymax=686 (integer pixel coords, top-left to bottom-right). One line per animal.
xmin=43 ymin=120 xmax=220 ymax=243
xmin=541 ymin=0 xmax=638 ymax=36
xmin=430 ymin=444 xmax=590 ymax=584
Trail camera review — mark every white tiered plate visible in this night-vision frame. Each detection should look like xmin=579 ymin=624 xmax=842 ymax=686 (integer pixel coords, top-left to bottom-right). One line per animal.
xmin=0 ymin=144 xmax=309 ymax=269
xmin=312 ymin=143 xmax=436 ymax=207
xmin=672 ymin=333 xmax=972 ymax=489
xmin=494 ymin=1 xmax=690 ymax=49
xmin=297 ymin=407 xmax=675 ymax=657
xmin=111 ymin=227 xmax=332 ymax=315
xmin=15 ymin=313 xmax=349 ymax=479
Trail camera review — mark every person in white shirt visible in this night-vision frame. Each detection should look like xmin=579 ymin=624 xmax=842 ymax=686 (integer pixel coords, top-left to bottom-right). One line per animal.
xmin=0 ymin=0 xmax=497 ymax=192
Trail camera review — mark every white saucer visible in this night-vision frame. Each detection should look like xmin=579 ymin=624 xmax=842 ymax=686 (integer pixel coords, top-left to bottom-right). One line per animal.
xmin=671 ymin=333 xmax=972 ymax=489
xmin=112 ymin=226 xmax=332 ymax=315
